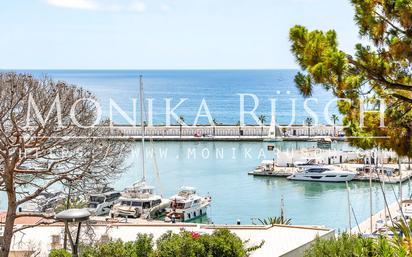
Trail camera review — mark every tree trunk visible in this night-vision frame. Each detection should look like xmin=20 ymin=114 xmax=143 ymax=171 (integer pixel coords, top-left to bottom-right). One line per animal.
xmin=63 ymin=184 xmax=72 ymax=250
xmin=1 ymin=189 xmax=17 ymax=257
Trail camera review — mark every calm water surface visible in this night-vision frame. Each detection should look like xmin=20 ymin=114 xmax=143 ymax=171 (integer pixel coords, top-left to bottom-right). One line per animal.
xmin=117 ymin=141 xmax=411 ymax=231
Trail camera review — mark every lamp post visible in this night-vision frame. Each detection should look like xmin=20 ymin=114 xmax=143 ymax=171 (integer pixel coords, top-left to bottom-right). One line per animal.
xmin=55 ymin=209 xmax=91 ymax=257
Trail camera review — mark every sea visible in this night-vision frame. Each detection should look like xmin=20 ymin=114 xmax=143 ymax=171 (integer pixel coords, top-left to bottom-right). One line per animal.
xmin=2 ymin=69 xmax=408 ymax=231
xmin=16 ymin=69 xmax=338 ymax=125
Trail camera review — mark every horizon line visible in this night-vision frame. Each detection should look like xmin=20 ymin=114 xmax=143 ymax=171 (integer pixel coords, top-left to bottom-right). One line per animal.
xmin=0 ymin=68 xmax=300 ymax=71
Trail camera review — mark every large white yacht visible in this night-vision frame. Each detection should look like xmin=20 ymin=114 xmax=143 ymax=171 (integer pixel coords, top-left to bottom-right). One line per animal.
xmin=112 ymin=181 xmax=169 ymax=219
xmin=287 ymin=165 xmax=356 ymax=182
xmin=165 ymin=186 xmax=212 ymax=222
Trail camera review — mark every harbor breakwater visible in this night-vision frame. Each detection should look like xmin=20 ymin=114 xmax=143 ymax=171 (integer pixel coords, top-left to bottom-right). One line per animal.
xmin=109 ymin=124 xmax=344 ymax=141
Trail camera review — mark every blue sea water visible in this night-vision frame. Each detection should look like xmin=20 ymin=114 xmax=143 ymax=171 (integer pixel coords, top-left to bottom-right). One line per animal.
xmin=1 ymin=69 xmax=405 ymax=231
xmin=123 ymin=141 xmax=409 ymax=231
xmin=14 ymin=69 xmax=339 ymax=125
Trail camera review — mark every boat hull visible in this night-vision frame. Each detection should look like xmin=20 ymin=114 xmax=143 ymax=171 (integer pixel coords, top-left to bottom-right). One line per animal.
xmin=165 ymin=203 xmax=210 ymax=222
xmin=287 ymin=173 xmax=356 ymax=182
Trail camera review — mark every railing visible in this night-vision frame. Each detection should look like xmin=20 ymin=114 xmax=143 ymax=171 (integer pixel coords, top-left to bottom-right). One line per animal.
xmin=108 ymin=125 xmax=344 ymax=138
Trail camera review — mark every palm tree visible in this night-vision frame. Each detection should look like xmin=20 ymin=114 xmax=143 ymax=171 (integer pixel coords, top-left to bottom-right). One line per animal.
xmin=257 ymin=216 xmax=292 ymax=226
xmin=331 ymin=114 xmax=339 ymax=136
xmin=212 ymin=118 xmax=218 ymax=137
xmin=258 ymin=115 xmax=266 ymax=138
xmin=390 ymin=219 xmax=412 ymax=253
xmin=305 ymin=117 xmax=313 ymax=137
xmin=178 ymin=115 xmax=184 ymax=138
xmin=281 ymin=127 xmax=287 ymax=137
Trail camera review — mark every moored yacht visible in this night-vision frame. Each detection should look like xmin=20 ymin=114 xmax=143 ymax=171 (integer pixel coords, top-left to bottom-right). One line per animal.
xmin=87 ymin=189 xmax=121 ymax=216
xmin=111 ymin=181 xmax=169 ymax=219
xmin=111 ymin=77 xmax=169 ymax=219
xmin=165 ymin=186 xmax=212 ymax=222
xmin=287 ymin=165 xmax=356 ymax=182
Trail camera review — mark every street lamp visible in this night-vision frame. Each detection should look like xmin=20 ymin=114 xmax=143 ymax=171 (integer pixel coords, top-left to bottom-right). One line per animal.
xmin=55 ymin=209 xmax=91 ymax=257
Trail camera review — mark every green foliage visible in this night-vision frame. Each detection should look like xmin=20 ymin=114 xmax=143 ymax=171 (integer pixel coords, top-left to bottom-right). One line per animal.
xmin=54 ymin=196 xmax=87 ymax=213
xmin=390 ymin=218 xmax=412 ymax=254
xmin=289 ymin=0 xmax=412 ymax=156
xmin=257 ymin=216 xmax=292 ymax=225
xmin=258 ymin=115 xmax=266 ymax=125
xmin=154 ymin=229 xmax=262 ymax=257
xmin=305 ymin=117 xmax=313 ymax=126
xmin=200 ymin=229 xmax=255 ymax=257
xmin=331 ymin=114 xmax=339 ymax=124
xmin=52 ymin=229 xmax=261 ymax=257
xmin=304 ymin=222 xmax=412 ymax=257
xmin=79 ymin=234 xmax=154 ymax=257
xmin=303 ymin=233 xmax=396 ymax=257
xmin=154 ymin=231 xmax=206 ymax=257
xmin=48 ymin=249 xmax=71 ymax=257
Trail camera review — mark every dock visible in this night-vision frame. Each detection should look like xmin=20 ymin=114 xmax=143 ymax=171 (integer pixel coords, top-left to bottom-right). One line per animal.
xmin=351 ymin=201 xmax=400 ymax=235
xmin=248 ymin=163 xmax=412 ymax=184
xmin=248 ymin=168 xmax=294 ymax=177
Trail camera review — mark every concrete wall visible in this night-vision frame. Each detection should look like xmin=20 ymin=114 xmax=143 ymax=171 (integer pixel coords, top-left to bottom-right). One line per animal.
xmin=281 ymin=230 xmax=335 ymax=257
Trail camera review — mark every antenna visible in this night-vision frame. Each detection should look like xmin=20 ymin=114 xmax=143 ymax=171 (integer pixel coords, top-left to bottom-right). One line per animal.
xmin=280 ymin=195 xmax=284 ymax=220
xmin=139 ymin=75 xmax=146 ymax=181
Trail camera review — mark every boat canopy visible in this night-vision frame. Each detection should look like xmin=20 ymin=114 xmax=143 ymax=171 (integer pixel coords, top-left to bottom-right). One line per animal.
xmin=180 ymin=186 xmax=196 ymax=192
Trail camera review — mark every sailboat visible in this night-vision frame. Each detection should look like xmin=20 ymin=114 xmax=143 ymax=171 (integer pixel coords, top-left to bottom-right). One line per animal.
xmin=111 ymin=76 xmax=170 ymax=219
xmin=264 ymin=112 xmax=283 ymax=142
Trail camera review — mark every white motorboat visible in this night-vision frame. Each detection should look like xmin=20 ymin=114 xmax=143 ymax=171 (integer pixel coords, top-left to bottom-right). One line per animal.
xmin=87 ymin=189 xmax=121 ymax=216
xmin=19 ymin=191 xmax=66 ymax=213
xmin=287 ymin=165 xmax=356 ymax=182
xmin=165 ymin=186 xmax=211 ymax=222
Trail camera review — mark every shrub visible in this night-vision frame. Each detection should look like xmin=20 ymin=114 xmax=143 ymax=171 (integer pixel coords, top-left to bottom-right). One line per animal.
xmin=48 ymin=249 xmax=71 ymax=257
xmin=303 ymin=233 xmax=396 ymax=257
xmin=79 ymin=234 xmax=154 ymax=257
xmin=153 ymin=229 xmax=262 ymax=257
xmin=50 ymin=229 xmax=261 ymax=257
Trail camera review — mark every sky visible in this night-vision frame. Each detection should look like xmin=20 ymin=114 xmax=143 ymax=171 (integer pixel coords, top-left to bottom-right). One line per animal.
xmin=0 ymin=0 xmax=360 ymax=69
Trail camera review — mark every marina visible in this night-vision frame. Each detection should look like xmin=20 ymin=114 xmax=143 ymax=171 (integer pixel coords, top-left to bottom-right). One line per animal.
xmin=248 ymin=164 xmax=412 ymax=184
xmin=3 ymin=0 xmax=412 ymax=253
xmin=7 ymin=140 xmax=412 ymax=231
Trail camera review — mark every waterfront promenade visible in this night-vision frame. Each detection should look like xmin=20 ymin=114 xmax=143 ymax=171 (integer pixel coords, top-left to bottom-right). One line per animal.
xmin=109 ymin=124 xmax=344 ymax=141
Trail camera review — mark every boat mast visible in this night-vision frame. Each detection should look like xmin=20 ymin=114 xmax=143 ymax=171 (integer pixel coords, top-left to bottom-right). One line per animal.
xmin=369 ymin=152 xmax=373 ymax=234
xmin=346 ymin=181 xmax=351 ymax=235
xmin=139 ymin=75 xmax=146 ymax=182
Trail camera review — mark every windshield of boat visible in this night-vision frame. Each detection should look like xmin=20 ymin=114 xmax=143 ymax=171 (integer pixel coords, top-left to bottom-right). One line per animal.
xmin=132 ymin=201 xmax=142 ymax=207
xmin=178 ymin=190 xmax=195 ymax=197
xmin=89 ymin=196 xmax=105 ymax=203
xmin=121 ymin=200 xmax=131 ymax=206
xmin=176 ymin=203 xmax=186 ymax=209
xmin=88 ymin=203 xmax=98 ymax=208
xmin=306 ymin=168 xmax=329 ymax=173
